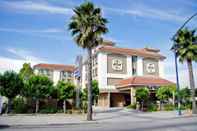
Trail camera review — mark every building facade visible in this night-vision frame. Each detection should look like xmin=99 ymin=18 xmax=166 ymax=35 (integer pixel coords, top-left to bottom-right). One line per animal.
xmin=33 ymin=41 xmax=174 ymax=108
xmin=33 ymin=63 xmax=75 ymax=85
xmin=80 ymin=41 xmax=174 ymax=107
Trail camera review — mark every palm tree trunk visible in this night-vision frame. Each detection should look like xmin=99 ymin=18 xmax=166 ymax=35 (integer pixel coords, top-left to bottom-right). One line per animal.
xmin=63 ymin=100 xmax=66 ymax=113
xmin=35 ymin=99 xmax=39 ymax=113
xmin=87 ymin=48 xmax=93 ymax=121
xmin=187 ymin=59 xmax=197 ymax=114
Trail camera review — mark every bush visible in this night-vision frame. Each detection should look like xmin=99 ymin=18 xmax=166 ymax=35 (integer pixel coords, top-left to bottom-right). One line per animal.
xmin=164 ymin=104 xmax=174 ymax=111
xmin=39 ymin=106 xmax=57 ymax=113
xmin=147 ymin=103 xmax=157 ymax=112
xmin=179 ymin=102 xmax=192 ymax=110
xmin=185 ymin=102 xmax=192 ymax=110
xmin=13 ymin=97 xmax=28 ymax=113
xmin=127 ymin=103 xmax=136 ymax=109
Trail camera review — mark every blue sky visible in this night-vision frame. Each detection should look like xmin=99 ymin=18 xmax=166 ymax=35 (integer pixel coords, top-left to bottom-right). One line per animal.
xmin=0 ymin=0 xmax=196 ymax=87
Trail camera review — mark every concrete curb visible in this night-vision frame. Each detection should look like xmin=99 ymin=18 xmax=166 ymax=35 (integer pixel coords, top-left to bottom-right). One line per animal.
xmin=0 ymin=121 xmax=99 ymax=129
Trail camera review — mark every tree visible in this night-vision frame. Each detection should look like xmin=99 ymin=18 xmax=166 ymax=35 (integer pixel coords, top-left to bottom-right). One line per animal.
xmin=26 ymin=75 xmax=53 ymax=113
xmin=19 ymin=63 xmax=34 ymax=97
xmin=19 ymin=63 xmax=34 ymax=82
xmin=172 ymin=28 xmax=197 ymax=114
xmin=68 ymin=1 xmax=108 ymax=120
xmin=92 ymin=80 xmax=99 ymax=105
xmin=135 ymin=87 xmax=149 ymax=110
xmin=0 ymin=71 xmax=24 ymax=113
xmin=156 ymin=86 xmax=174 ymax=109
xmin=82 ymin=80 xmax=99 ymax=105
xmin=179 ymin=87 xmax=191 ymax=103
xmin=57 ymin=81 xmax=75 ymax=113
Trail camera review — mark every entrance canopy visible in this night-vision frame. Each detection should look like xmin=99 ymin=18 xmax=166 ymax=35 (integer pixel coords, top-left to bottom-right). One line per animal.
xmin=116 ymin=76 xmax=175 ymax=90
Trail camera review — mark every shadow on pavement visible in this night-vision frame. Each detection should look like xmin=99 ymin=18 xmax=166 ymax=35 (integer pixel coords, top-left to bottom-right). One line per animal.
xmin=120 ymin=121 xmax=197 ymax=131
xmin=0 ymin=125 xmax=10 ymax=129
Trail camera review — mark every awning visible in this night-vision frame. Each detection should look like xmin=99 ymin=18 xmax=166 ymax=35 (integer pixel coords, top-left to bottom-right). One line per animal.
xmin=116 ymin=76 xmax=175 ymax=89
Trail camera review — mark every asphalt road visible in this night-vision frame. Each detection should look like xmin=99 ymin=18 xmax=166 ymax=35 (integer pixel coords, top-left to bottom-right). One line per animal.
xmin=1 ymin=113 xmax=197 ymax=131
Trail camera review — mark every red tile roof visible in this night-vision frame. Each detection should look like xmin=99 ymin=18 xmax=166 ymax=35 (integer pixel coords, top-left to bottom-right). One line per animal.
xmin=34 ymin=63 xmax=75 ymax=72
xmin=116 ymin=76 xmax=175 ymax=88
xmin=97 ymin=46 xmax=166 ymax=60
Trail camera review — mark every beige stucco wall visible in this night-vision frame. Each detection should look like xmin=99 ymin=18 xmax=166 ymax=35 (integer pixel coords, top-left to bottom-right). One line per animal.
xmin=107 ymin=54 xmax=127 ymax=74
xmin=107 ymin=78 xmax=123 ymax=86
xmin=143 ymin=58 xmax=159 ymax=76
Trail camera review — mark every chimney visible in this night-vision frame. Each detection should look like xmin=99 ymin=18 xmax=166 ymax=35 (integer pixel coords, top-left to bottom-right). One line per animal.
xmin=144 ymin=47 xmax=160 ymax=53
xmin=102 ymin=40 xmax=115 ymax=46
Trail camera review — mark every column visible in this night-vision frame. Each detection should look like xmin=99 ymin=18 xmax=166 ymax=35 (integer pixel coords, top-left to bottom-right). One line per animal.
xmin=108 ymin=92 xmax=111 ymax=107
xmin=130 ymin=88 xmax=136 ymax=105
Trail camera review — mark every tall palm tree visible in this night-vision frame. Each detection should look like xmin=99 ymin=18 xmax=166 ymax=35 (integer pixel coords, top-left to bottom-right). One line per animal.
xmin=68 ymin=1 xmax=108 ymax=120
xmin=172 ymin=28 xmax=197 ymax=114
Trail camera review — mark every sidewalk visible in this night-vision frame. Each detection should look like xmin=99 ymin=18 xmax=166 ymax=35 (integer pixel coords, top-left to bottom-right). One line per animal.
xmin=0 ymin=108 xmax=196 ymax=128
xmin=0 ymin=113 xmax=97 ymax=127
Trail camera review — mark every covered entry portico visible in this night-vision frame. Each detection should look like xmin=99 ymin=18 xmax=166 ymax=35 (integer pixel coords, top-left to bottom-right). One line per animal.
xmin=116 ymin=76 xmax=175 ymax=105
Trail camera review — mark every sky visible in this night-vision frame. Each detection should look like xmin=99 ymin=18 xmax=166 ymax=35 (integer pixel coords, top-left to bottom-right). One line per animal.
xmin=0 ymin=0 xmax=197 ymax=88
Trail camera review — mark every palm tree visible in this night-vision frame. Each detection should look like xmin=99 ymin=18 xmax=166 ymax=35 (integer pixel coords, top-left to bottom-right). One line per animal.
xmin=68 ymin=1 xmax=108 ymax=120
xmin=172 ymin=28 xmax=197 ymax=114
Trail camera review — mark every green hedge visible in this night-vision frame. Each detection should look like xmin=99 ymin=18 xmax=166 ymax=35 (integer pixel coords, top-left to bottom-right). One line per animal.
xmin=164 ymin=104 xmax=174 ymax=111
xmin=13 ymin=97 xmax=28 ymax=113
xmin=126 ymin=103 xmax=136 ymax=109
xmin=39 ymin=106 xmax=57 ymax=113
xmin=147 ymin=103 xmax=157 ymax=112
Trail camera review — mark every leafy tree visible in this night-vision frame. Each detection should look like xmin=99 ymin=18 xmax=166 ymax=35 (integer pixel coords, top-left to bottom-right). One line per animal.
xmin=0 ymin=71 xmax=24 ymax=113
xmin=172 ymin=28 xmax=197 ymax=114
xmin=57 ymin=81 xmax=75 ymax=113
xmin=19 ymin=63 xmax=34 ymax=97
xmin=156 ymin=86 xmax=174 ymax=109
xmin=82 ymin=80 xmax=99 ymax=105
xmin=26 ymin=75 xmax=53 ymax=113
xmin=68 ymin=1 xmax=108 ymax=120
xmin=92 ymin=80 xmax=99 ymax=105
xmin=135 ymin=87 xmax=149 ymax=110
xmin=179 ymin=87 xmax=191 ymax=103
xmin=19 ymin=63 xmax=34 ymax=82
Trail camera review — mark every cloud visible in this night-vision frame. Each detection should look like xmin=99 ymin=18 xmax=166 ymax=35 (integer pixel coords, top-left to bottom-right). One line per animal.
xmin=163 ymin=58 xmax=197 ymax=88
xmin=1 ymin=1 xmax=73 ymax=15
xmin=0 ymin=56 xmax=37 ymax=73
xmin=6 ymin=48 xmax=46 ymax=62
xmin=103 ymin=5 xmax=187 ymax=22
xmin=0 ymin=27 xmax=71 ymax=41
xmin=0 ymin=27 xmax=64 ymax=34
xmin=0 ymin=48 xmax=48 ymax=73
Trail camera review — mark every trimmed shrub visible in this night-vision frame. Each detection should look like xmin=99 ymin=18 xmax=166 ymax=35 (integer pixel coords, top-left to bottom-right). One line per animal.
xmin=39 ymin=106 xmax=57 ymax=113
xmin=164 ymin=104 xmax=174 ymax=111
xmin=127 ymin=103 xmax=136 ymax=109
xmin=147 ymin=103 xmax=157 ymax=112
xmin=13 ymin=97 xmax=28 ymax=113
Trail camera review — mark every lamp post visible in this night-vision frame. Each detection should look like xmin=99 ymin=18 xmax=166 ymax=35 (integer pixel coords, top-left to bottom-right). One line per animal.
xmin=172 ymin=12 xmax=197 ymax=116
xmin=174 ymin=52 xmax=181 ymax=115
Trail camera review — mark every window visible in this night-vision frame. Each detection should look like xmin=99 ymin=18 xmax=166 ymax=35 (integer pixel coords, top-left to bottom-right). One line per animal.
xmin=38 ymin=69 xmax=53 ymax=80
xmin=95 ymin=68 xmax=98 ymax=76
xmin=132 ymin=56 xmax=137 ymax=75
xmin=95 ymin=55 xmax=98 ymax=65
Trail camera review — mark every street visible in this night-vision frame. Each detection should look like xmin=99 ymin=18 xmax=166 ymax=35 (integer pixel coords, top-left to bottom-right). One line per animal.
xmin=1 ymin=109 xmax=197 ymax=131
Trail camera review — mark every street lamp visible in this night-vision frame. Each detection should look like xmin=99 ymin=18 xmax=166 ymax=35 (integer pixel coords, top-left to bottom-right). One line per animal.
xmin=171 ymin=12 xmax=197 ymax=116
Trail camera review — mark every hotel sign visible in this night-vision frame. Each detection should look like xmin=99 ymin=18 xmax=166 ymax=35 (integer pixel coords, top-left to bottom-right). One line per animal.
xmin=112 ymin=59 xmax=123 ymax=71
xmin=146 ymin=63 xmax=156 ymax=73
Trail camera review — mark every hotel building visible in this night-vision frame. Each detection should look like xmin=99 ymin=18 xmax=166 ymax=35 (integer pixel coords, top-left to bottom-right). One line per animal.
xmin=80 ymin=41 xmax=174 ymax=107
xmin=33 ymin=41 xmax=174 ymax=108
xmin=33 ymin=64 xmax=75 ymax=85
